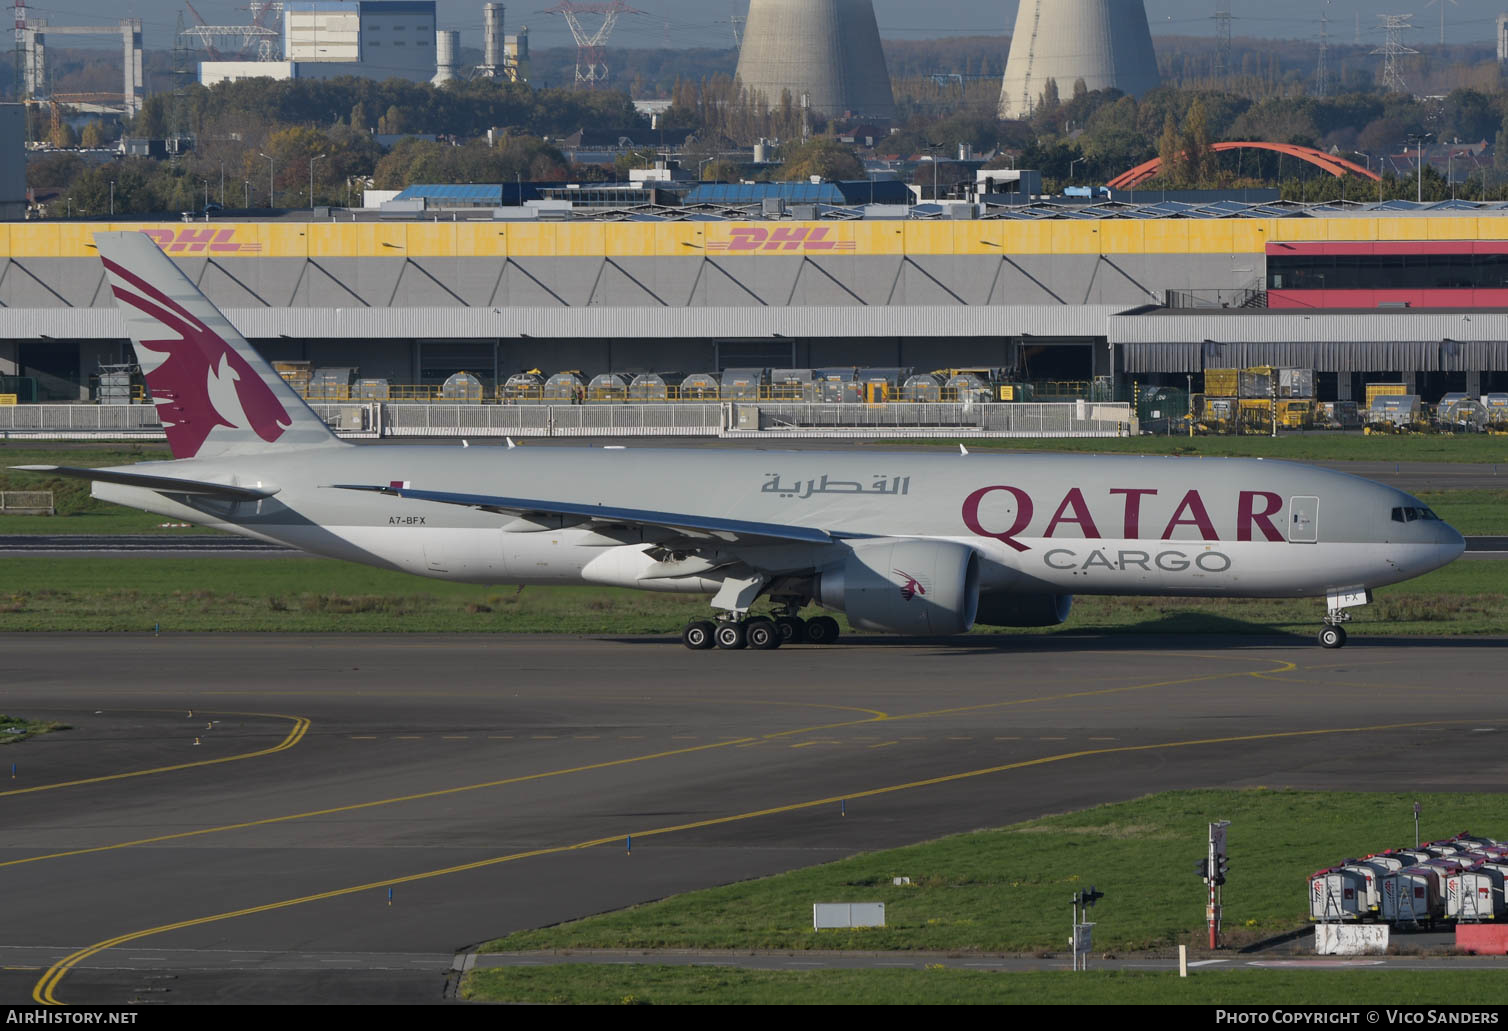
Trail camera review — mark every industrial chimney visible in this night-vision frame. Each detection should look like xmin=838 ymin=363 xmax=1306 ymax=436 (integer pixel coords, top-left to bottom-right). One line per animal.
xmin=734 ymin=0 xmax=896 ymax=121
xmin=481 ymin=2 xmax=505 ymax=77
xmin=434 ymin=30 xmax=460 ymax=85
xmin=998 ymin=0 xmax=1161 ymax=119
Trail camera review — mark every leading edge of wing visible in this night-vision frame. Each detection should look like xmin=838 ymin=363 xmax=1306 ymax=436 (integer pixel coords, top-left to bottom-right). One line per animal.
xmin=330 ymin=483 xmax=848 ymax=545
xmin=12 ymin=465 xmax=278 ymax=501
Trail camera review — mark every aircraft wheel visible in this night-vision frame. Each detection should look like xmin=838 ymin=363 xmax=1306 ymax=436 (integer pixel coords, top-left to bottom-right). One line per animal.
xmin=682 ymin=620 xmax=716 ymax=650
xmin=715 ymin=621 xmax=748 ymax=650
xmin=774 ymin=616 xmax=807 ymax=645
xmin=1318 ymin=625 xmax=1347 ymax=649
xmin=745 ymin=618 xmax=781 ymax=650
xmin=805 ymin=616 xmax=841 ymax=645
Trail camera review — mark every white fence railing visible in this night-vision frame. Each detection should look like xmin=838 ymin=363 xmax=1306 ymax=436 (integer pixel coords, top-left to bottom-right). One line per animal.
xmin=0 ymin=402 xmax=1135 ymax=440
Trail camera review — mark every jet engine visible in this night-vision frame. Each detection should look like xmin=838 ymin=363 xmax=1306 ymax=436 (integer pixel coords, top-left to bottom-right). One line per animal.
xmin=975 ymin=592 xmax=1073 ymax=627
xmin=818 ymin=539 xmax=979 ymax=636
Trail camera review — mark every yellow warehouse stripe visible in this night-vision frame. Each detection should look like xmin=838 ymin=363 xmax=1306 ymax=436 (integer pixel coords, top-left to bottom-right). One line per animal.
xmin=4 ymin=217 xmax=1505 ymax=261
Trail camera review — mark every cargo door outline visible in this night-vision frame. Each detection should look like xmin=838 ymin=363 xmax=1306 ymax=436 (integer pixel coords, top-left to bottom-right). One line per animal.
xmin=424 ymin=536 xmax=448 ymax=573
xmin=1288 ymin=495 xmax=1319 ymax=543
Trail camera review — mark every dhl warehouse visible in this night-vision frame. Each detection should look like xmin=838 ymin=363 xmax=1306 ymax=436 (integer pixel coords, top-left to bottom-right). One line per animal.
xmin=3 ymin=203 xmax=1508 ymax=405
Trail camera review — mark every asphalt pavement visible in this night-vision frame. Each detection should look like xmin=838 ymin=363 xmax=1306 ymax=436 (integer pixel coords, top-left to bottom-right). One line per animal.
xmin=3 ymin=633 xmax=1506 ymax=1004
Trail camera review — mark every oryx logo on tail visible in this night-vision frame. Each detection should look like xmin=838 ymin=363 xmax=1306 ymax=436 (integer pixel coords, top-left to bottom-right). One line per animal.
xmin=101 ymin=256 xmax=291 ymax=458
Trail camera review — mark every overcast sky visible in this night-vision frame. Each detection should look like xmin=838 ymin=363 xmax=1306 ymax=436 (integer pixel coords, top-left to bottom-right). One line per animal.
xmin=35 ymin=1 xmax=1506 ymax=53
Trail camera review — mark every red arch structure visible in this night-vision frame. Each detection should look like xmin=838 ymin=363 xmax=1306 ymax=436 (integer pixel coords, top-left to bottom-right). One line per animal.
xmin=1106 ymin=142 xmax=1381 ymax=190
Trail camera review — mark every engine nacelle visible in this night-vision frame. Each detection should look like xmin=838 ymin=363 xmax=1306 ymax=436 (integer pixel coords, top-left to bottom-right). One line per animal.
xmin=975 ymin=592 xmax=1073 ymax=628
xmin=818 ymin=539 xmax=980 ymax=636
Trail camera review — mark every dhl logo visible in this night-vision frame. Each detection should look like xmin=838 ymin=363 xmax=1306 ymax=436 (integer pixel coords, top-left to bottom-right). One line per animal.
xmin=706 ymin=227 xmax=855 ymax=253
xmin=142 ymin=228 xmax=262 ymax=254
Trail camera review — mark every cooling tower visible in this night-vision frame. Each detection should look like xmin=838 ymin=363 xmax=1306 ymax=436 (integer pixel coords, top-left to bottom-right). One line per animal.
xmin=998 ymin=0 xmax=1160 ymax=119
xmin=734 ymin=0 xmax=895 ymax=121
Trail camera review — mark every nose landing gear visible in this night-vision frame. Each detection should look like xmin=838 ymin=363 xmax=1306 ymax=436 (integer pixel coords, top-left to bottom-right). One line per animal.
xmin=1318 ymin=624 xmax=1347 ymax=649
xmin=1318 ymin=588 xmax=1370 ymax=649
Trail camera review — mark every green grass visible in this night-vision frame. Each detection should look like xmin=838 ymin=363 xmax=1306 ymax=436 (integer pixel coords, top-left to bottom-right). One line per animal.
xmin=0 ymin=443 xmax=218 ymax=534
xmin=481 ymin=789 xmax=1500 ymax=956
xmin=1417 ymin=491 xmax=1508 ymax=536
xmin=919 ymin=435 xmax=1508 ymax=464
xmin=0 ymin=557 xmax=1502 ymax=635
xmin=462 ymin=967 xmax=1508 ymax=1005
xmin=0 ymin=714 xmax=70 ymax=744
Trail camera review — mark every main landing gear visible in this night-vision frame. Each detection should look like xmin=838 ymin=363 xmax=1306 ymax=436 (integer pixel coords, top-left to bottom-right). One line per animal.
xmin=681 ymin=612 xmax=841 ymax=651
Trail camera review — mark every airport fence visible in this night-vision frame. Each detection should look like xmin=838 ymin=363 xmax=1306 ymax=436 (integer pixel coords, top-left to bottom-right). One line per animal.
xmin=0 ymin=401 xmax=1136 ymax=441
xmin=743 ymin=401 xmax=1133 ymax=438
xmin=0 ymin=402 xmax=164 ymax=439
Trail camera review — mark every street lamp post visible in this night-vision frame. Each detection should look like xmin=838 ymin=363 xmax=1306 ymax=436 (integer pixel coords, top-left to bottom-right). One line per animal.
xmin=1406 ymin=132 xmax=1433 ymax=204
xmin=109 ymin=180 xmax=115 ymax=217
xmin=259 ymin=152 xmax=275 ymax=209
xmin=1069 ymin=158 xmax=1082 ymax=184
xmin=244 ymin=179 xmax=250 ymax=209
xmin=309 ymin=153 xmax=326 ymax=208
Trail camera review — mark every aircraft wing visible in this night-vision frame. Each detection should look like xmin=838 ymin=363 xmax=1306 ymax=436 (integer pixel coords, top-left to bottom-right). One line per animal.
xmin=12 ymin=465 xmax=278 ymax=502
xmin=331 ymin=483 xmax=848 ymax=546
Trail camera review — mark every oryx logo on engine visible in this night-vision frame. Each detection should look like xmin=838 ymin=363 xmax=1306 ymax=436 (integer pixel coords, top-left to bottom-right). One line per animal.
xmin=895 ymin=569 xmax=927 ymax=602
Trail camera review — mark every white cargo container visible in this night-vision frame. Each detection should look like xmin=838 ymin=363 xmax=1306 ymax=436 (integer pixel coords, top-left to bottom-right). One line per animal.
xmin=1310 ymin=868 xmax=1367 ymax=922
xmin=1362 ymin=851 xmax=1415 ymax=873
xmin=1341 ymin=862 xmax=1388 ymax=912
xmin=1447 ymin=869 xmax=1505 ymax=922
xmin=1381 ymin=868 xmax=1444 ymax=925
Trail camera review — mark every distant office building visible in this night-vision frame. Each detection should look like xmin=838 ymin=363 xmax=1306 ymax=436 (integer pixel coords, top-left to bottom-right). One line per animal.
xmin=0 ymin=104 xmax=24 ymax=220
xmin=201 ymin=1 xmax=436 ymax=86
xmin=1499 ymin=14 xmax=1508 ymax=64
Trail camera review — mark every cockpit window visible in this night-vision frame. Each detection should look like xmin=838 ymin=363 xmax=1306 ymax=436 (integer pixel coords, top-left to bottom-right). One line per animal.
xmin=1391 ymin=506 xmax=1439 ymax=523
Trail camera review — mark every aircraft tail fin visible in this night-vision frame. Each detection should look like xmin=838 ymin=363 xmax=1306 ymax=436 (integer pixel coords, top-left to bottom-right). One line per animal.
xmin=93 ymin=230 xmax=343 ymax=461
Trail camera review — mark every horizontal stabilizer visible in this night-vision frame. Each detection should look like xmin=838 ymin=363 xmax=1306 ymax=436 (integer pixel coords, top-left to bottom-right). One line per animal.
xmin=12 ymin=465 xmax=279 ymax=501
xmin=331 ymin=483 xmax=836 ymax=545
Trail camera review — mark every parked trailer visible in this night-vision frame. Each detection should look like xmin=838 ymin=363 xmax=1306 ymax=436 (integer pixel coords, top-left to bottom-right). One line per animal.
xmin=720 ymin=368 xmax=764 ymax=402
xmin=1447 ymin=832 xmax=1495 ymax=850
xmin=902 ymin=373 xmax=943 ymax=403
xmin=1394 ymin=849 xmax=1435 ymax=865
xmin=543 ymin=371 xmax=586 ymax=404
xmin=1362 ymin=851 xmax=1417 ymax=873
xmin=501 ymin=371 xmax=545 ymax=404
xmin=586 ymin=373 xmax=631 ymax=403
xmin=768 ymin=369 xmax=815 ymax=402
xmin=811 ymin=368 xmax=859 ymax=404
xmin=1381 ymin=867 xmax=1445 ymax=926
xmin=1341 ymin=862 xmax=1390 ymax=913
xmin=679 ymin=372 xmax=720 ymax=401
xmin=1310 ymin=868 xmax=1368 ymax=921
xmin=627 ymin=371 xmax=681 ymax=402
xmin=1448 ymin=869 xmax=1506 ymax=923
xmin=440 ymin=371 xmax=484 ymax=402
xmin=1367 ymin=395 xmax=1423 ymax=431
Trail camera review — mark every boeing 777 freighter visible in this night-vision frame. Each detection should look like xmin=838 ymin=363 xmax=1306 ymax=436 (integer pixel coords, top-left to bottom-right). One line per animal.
xmin=14 ymin=232 xmax=1466 ymax=650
